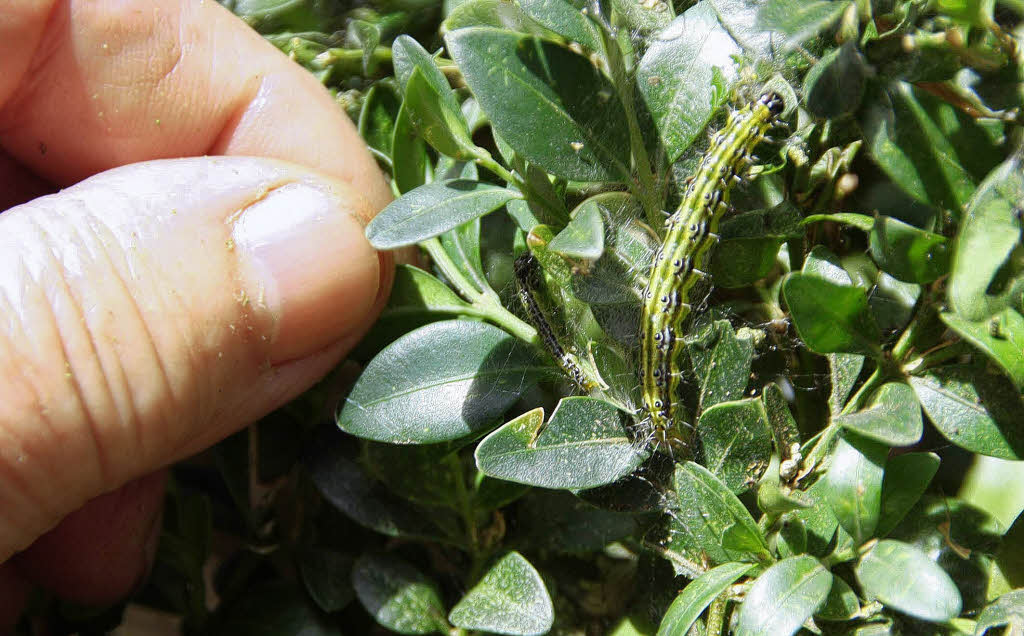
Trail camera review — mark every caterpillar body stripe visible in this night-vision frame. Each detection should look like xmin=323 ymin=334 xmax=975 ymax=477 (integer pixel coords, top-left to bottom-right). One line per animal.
xmin=640 ymin=92 xmax=784 ymax=443
xmin=514 ymin=253 xmax=600 ymax=393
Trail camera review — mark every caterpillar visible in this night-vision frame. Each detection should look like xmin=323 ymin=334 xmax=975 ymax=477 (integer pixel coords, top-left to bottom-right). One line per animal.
xmin=514 ymin=253 xmax=600 ymax=393
xmin=640 ymin=92 xmax=784 ymax=445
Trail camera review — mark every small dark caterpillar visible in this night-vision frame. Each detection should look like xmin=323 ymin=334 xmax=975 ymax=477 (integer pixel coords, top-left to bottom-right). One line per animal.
xmin=514 ymin=253 xmax=600 ymax=393
xmin=640 ymin=92 xmax=784 ymax=445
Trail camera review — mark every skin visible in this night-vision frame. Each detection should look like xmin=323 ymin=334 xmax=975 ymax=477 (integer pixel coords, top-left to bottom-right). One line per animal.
xmin=0 ymin=0 xmax=396 ymax=625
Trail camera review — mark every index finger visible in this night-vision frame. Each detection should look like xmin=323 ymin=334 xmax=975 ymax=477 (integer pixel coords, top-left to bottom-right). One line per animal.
xmin=0 ymin=0 xmax=391 ymax=211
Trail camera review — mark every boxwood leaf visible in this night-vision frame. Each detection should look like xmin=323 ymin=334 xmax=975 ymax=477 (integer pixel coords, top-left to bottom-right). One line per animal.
xmin=708 ymin=0 xmax=778 ymax=57
xmin=367 ymin=180 xmax=522 ymax=249
xmin=833 ymin=382 xmax=923 ymax=446
xmin=802 ymin=41 xmax=867 ymax=118
xmin=687 ymin=320 xmax=755 ymax=410
xmin=697 ymin=398 xmax=772 ymax=493
xmin=297 ymin=549 xmax=354 ymax=613
xmin=756 ymin=0 xmax=850 ymax=50
xmin=515 ymin=490 xmax=639 ymax=553
xmin=975 ymin=589 xmax=1024 ymax=635
xmin=909 ymin=364 xmax=1024 ymax=459
xmin=657 ymin=562 xmax=755 ymax=636
xmin=856 ymin=539 xmax=962 ymax=622
xmin=392 ymin=101 xmax=429 ymax=194
xmin=404 ymin=67 xmax=478 ymax=159
xmin=474 ymin=398 xmax=647 ymax=489
xmin=548 ymin=196 xmax=605 ymax=259
xmin=635 ymin=2 xmax=741 ymax=163
xmin=821 ymin=432 xmax=887 ymax=545
xmin=735 ymin=555 xmax=833 ymax=636
xmin=713 ymin=202 xmax=802 ymax=288
xmin=816 ymin=576 xmax=860 ymax=621
xmin=352 ymin=553 xmax=449 ymax=635
xmin=448 ymin=552 xmax=553 ymax=636
xmin=876 ymin=452 xmax=939 ymax=538
xmin=948 ymin=150 xmax=1024 ymax=320
xmin=671 ymin=462 xmax=770 ymax=565
xmin=869 ymin=215 xmax=951 ymax=284
xmin=518 ymin=0 xmax=602 ymax=52
xmin=338 ymin=321 xmax=546 ymax=444
xmin=445 ymin=27 xmax=630 ymax=181
xmin=941 ymin=309 xmax=1024 ymax=389
xmin=214 ymin=581 xmax=342 ymax=636
xmin=782 ymin=272 xmax=882 ymax=357
xmin=359 ymin=82 xmax=401 ymax=158
xmin=828 ymin=353 xmax=865 ymax=415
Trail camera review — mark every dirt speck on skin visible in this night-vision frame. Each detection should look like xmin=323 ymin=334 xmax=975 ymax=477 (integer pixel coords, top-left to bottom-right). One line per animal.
xmin=225 ymin=238 xmax=234 ymax=251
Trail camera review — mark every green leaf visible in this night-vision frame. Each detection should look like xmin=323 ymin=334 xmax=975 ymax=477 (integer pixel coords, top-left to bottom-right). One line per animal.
xmin=687 ymin=320 xmax=755 ymax=410
xmin=757 ymin=0 xmax=850 ymax=50
xmin=734 ymin=555 xmax=833 ymax=636
xmin=708 ymin=0 xmax=779 ymax=57
xmin=515 ymin=490 xmax=639 ymax=553
xmin=821 ymin=432 xmax=888 ymax=545
xmin=833 ymin=382 xmax=923 ymax=446
xmin=697 ymin=399 xmax=772 ymax=493
xmin=611 ymin=0 xmax=674 ymax=33
xmin=448 ymin=552 xmax=553 ymax=636
xmin=474 ymin=398 xmax=647 ymax=489
xmin=816 ymin=576 xmax=860 ymax=621
xmin=359 ymin=82 xmax=401 ymax=157
xmin=713 ymin=202 xmax=802 ymax=288
xmin=869 ymin=216 xmax=951 ymax=284
xmin=445 ymin=27 xmax=630 ymax=181
xmin=352 ymin=553 xmax=449 ymax=635
xmin=392 ymin=35 xmax=449 ymax=95
xmin=548 ymin=196 xmax=605 ymax=259
xmin=367 ymin=180 xmax=522 ymax=249
xmin=657 ymin=563 xmax=755 ymax=636
xmin=392 ymin=101 xmax=429 ymax=194
xmin=348 ymin=19 xmax=381 ymax=75
xmin=440 ymin=217 xmax=490 ymax=294
xmin=801 ymin=212 xmax=875 ymax=232
xmin=405 ymin=67 xmax=478 ymax=159
xmin=909 ymin=365 xmax=1024 ymax=459
xmin=670 ymin=462 xmax=770 ymax=566
xmin=783 ymin=272 xmax=882 ymax=356
xmin=789 ymin=479 xmax=840 ymax=557
xmin=948 ymin=150 xmax=1024 ymax=320
xmin=214 ymin=581 xmax=342 ymax=636
xmin=828 ymin=353 xmax=865 ymax=415
xmin=856 ymin=539 xmax=963 ymax=622
xmin=861 ymin=81 xmax=977 ymax=212
xmin=443 ymin=0 xmax=540 ymax=32
xmin=518 ymin=0 xmax=602 ymax=51
xmin=363 ymin=441 xmax=462 ymax=508
xmin=942 ymin=309 xmax=1024 ymax=388
xmin=635 ymin=2 xmax=741 ymax=163
xmin=976 ymin=589 xmax=1024 ymax=635
xmin=803 ymin=40 xmax=867 ymax=118
xmin=876 ymin=452 xmax=940 ymax=538
xmin=338 ymin=321 xmax=546 ymax=444
xmin=297 ymin=549 xmax=354 ymax=613
xmin=776 ymin=517 xmax=808 ymax=557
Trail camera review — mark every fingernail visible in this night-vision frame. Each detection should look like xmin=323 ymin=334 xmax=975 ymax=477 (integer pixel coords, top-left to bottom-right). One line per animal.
xmin=232 ymin=180 xmax=380 ymax=363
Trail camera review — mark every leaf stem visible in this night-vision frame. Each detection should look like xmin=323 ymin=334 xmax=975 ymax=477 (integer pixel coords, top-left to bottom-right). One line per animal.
xmin=423 ymin=238 xmax=540 ymax=346
xmin=475 ymin=151 xmax=567 ymax=226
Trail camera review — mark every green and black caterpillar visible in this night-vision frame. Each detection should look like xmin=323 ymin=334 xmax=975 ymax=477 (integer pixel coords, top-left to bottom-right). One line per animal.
xmin=514 ymin=252 xmax=601 ymax=393
xmin=640 ymin=92 xmax=784 ymax=445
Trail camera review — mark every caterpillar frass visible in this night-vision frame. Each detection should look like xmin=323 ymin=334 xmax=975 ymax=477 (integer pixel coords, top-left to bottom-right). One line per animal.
xmin=640 ymin=92 xmax=784 ymax=446
xmin=514 ymin=253 xmax=600 ymax=393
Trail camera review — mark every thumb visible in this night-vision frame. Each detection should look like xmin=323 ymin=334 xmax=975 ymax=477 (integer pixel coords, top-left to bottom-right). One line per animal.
xmin=0 ymin=156 xmax=386 ymax=559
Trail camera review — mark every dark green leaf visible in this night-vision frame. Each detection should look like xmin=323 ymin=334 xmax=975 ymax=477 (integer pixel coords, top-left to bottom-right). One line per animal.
xmin=802 ymin=212 xmax=875 ymax=231
xmin=446 ymin=27 xmax=630 ymax=181
xmin=833 ymin=382 xmax=923 ymax=446
xmin=876 ymin=452 xmax=940 ymax=537
xmin=448 ymin=552 xmax=553 ymax=636
xmin=909 ymin=364 xmax=1024 ymax=459
xmin=518 ymin=0 xmax=602 ymax=51
xmin=474 ymin=398 xmax=647 ymax=489
xmin=762 ymin=383 xmax=801 ymax=460
xmin=297 ymin=549 xmax=354 ymax=613
xmin=352 ymin=553 xmax=449 ymax=635
xmin=803 ymin=40 xmax=867 ymax=118
xmin=670 ymin=462 xmax=770 ymax=566
xmin=976 ymin=589 xmax=1024 ymax=635
xmin=657 ymin=563 xmax=755 ymax=636
xmin=548 ymin=196 xmax=605 ymax=259
xmin=758 ymin=0 xmax=849 ymax=48
xmin=338 ymin=320 xmax=545 ymax=444
xmin=348 ymin=19 xmax=381 ymax=74
xmin=948 ymin=150 xmax=1024 ymax=320
xmin=783 ymin=272 xmax=882 ymax=356
xmin=828 ymin=353 xmax=865 ymax=415
xmin=440 ymin=218 xmax=490 ymax=294
xmin=687 ymin=320 xmax=755 ymax=410
xmin=359 ymin=82 xmax=401 ymax=157
xmin=363 ymin=441 xmax=462 ymax=508
xmin=636 ymin=3 xmax=741 ymax=163
xmin=392 ymin=101 xmax=429 ymax=194
xmin=404 ymin=67 xmax=478 ymax=159
xmin=734 ymin=555 xmax=833 ymax=636
xmin=869 ymin=216 xmax=951 ymax=284
xmin=789 ymin=479 xmax=840 ymax=556
xmin=861 ymin=82 xmax=977 ymax=212
xmin=816 ymin=576 xmax=860 ymax=621
xmin=367 ymin=180 xmax=522 ymax=249
xmin=610 ymin=0 xmax=674 ymax=33
xmin=713 ymin=203 xmax=802 ymax=288
xmin=776 ymin=517 xmax=808 ymax=557
xmin=821 ymin=432 xmax=887 ymax=544
xmin=697 ymin=399 xmax=772 ymax=493
xmin=515 ymin=490 xmax=639 ymax=553
xmin=214 ymin=581 xmax=342 ymax=636
xmin=942 ymin=309 xmax=1024 ymax=388
xmin=856 ymin=539 xmax=962 ymax=622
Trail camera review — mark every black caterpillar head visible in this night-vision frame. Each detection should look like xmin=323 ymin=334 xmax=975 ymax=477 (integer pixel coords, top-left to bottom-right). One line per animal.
xmin=759 ymin=92 xmax=785 ymax=117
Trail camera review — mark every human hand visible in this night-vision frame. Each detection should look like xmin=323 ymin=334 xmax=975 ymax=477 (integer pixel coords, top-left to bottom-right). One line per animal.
xmin=0 ymin=0 xmax=393 ymax=624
